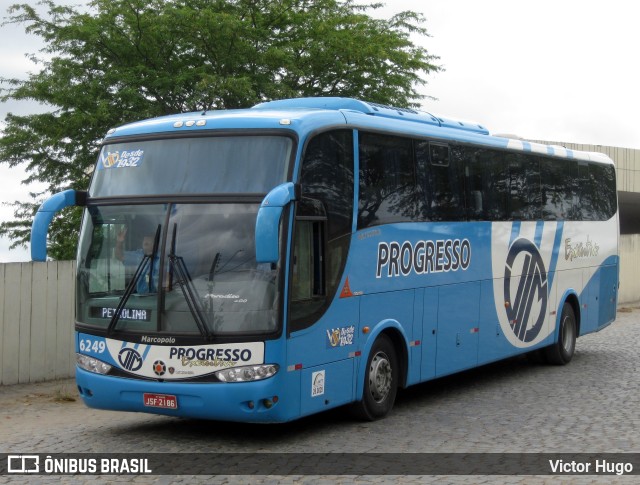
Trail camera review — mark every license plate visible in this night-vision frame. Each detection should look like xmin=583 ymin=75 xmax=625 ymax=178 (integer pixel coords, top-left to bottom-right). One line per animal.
xmin=143 ymin=393 xmax=178 ymax=409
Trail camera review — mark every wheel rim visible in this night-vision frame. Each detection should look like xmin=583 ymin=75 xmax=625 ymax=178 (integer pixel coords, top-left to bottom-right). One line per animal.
xmin=369 ymin=351 xmax=392 ymax=403
xmin=561 ymin=315 xmax=575 ymax=354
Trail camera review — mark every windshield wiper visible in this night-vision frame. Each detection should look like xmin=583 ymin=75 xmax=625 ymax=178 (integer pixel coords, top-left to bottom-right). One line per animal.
xmin=168 ymin=223 xmax=212 ymax=341
xmin=107 ymin=224 xmax=161 ymax=335
xmin=208 ymin=252 xmax=221 ymax=282
xmin=167 ymin=223 xmax=178 ymax=292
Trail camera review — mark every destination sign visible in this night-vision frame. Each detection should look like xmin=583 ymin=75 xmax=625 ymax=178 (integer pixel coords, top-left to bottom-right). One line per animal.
xmin=90 ymin=307 xmax=152 ymax=322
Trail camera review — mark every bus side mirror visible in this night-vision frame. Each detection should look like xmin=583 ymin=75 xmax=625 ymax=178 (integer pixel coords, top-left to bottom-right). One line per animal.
xmin=255 ymin=182 xmax=299 ymax=263
xmin=31 ymin=189 xmax=87 ymax=261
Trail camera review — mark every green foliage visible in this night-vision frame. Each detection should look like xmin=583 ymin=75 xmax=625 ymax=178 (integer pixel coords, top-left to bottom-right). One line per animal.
xmin=0 ymin=0 xmax=441 ymax=260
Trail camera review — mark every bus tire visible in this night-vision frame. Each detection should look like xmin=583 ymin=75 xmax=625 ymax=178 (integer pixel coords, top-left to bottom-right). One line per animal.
xmin=544 ymin=303 xmax=577 ymax=365
xmin=351 ymin=334 xmax=398 ymax=421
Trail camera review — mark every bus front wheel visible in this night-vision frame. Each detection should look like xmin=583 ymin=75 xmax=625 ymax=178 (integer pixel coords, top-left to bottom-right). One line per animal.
xmin=352 ymin=334 xmax=398 ymax=421
xmin=544 ymin=303 xmax=577 ymax=365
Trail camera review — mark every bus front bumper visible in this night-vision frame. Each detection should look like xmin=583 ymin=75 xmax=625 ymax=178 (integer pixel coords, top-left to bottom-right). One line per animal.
xmin=75 ymin=367 xmax=296 ymax=423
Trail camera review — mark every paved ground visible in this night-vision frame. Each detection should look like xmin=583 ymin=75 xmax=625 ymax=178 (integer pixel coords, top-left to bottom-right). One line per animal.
xmin=1 ymin=305 xmax=640 ymax=484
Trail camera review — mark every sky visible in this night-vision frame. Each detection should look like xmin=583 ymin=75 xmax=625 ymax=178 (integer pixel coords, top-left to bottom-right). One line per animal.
xmin=1 ymin=0 xmax=639 ymax=262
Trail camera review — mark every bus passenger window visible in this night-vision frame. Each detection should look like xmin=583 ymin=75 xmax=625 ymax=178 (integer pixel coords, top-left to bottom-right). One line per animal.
xmin=541 ymin=157 xmax=574 ymax=220
xmin=463 ymin=147 xmax=508 ymax=221
xmin=576 ymin=162 xmax=595 ymax=220
xmin=589 ymin=163 xmax=617 ymax=220
xmin=358 ymin=133 xmax=418 ymax=228
xmin=508 ymin=155 xmax=541 ymax=221
xmin=416 ymin=141 xmax=465 ymax=221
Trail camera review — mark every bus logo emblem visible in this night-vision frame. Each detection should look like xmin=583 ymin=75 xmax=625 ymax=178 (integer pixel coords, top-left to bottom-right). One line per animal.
xmin=118 ymin=347 xmax=143 ymax=371
xmin=503 ymin=238 xmax=548 ymax=343
xmin=102 ymin=151 xmax=120 ymax=168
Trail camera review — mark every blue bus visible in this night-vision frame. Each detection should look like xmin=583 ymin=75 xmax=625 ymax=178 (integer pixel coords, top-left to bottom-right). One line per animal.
xmin=31 ymin=97 xmax=619 ymax=422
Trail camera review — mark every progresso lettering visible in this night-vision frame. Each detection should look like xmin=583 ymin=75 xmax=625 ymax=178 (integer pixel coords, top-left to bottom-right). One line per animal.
xmin=168 ymin=347 xmax=252 ymax=362
xmin=376 ymin=239 xmax=471 ymax=278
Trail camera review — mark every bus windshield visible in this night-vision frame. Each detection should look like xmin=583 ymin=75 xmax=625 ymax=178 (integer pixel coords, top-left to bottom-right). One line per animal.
xmin=90 ymin=135 xmax=293 ymax=197
xmin=76 ymin=203 xmax=280 ymax=337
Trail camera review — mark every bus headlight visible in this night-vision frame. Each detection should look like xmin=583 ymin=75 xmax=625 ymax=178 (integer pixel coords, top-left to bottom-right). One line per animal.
xmin=76 ymin=353 xmax=112 ymax=375
xmin=215 ymin=364 xmax=278 ymax=382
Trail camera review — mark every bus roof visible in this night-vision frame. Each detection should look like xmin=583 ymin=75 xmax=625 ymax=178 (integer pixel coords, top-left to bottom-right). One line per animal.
xmin=102 ymin=97 xmax=613 ymax=165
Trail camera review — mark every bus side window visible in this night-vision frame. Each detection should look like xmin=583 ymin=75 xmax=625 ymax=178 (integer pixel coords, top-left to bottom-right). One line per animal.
xmin=462 ymin=147 xmax=510 ymax=221
xmin=358 ymin=133 xmax=418 ymax=228
xmin=541 ymin=157 xmax=573 ymax=220
xmin=508 ymin=154 xmax=541 ymax=221
xmin=588 ymin=162 xmax=617 ymax=220
xmin=415 ymin=141 xmax=465 ymax=221
xmin=576 ymin=162 xmax=596 ymax=220
xmin=563 ymin=159 xmax=581 ymax=220
xmin=463 ymin=148 xmax=484 ymax=220
xmin=482 ymin=149 xmax=508 ymax=221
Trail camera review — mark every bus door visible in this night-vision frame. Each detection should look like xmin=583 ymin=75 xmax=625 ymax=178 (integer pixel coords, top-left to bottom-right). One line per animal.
xmin=286 ymin=130 xmax=357 ymax=417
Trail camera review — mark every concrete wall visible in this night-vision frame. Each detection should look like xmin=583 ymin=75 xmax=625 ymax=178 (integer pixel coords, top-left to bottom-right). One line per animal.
xmin=0 ymin=261 xmax=75 ymax=385
xmin=619 ymin=234 xmax=640 ymax=304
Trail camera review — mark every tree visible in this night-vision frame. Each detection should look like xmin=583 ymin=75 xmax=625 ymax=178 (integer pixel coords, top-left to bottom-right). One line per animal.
xmin=0 ymin=0 xmax=441 ymax=260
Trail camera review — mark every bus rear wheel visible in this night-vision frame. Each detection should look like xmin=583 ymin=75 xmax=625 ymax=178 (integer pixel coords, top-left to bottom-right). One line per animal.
xmin=352 ymin=334 xmax=398 ymax=421
xmin=544 ymin=303 xmax=577 ymax=365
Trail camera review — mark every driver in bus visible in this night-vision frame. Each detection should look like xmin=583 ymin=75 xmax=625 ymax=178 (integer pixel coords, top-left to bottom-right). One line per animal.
xmin=115 ymin=228 xmax=159 ymax=293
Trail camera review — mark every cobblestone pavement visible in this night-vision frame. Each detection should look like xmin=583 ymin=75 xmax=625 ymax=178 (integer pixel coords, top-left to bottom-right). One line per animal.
xmin=1 ymin=306 xmax=640 ymax=484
